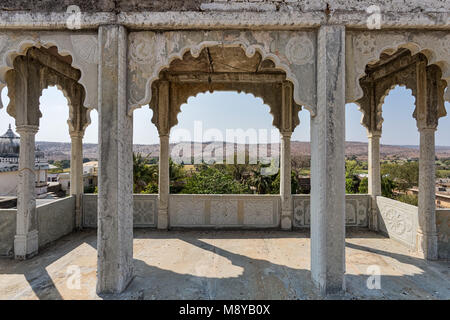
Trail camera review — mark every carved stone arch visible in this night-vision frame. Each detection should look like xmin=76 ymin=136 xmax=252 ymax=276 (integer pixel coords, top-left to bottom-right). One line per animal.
xmin=128 ymin=30 xmax=317 ymax=116
xmin=4 ymin=45 xmax=92 ymax=131
xmin=347 ymin=31 xmax=450 ymax=105
xmin=148 ymin=81 xmax=301 ymax=134
xmin=0 ymin=31 xmax=98 ymax=112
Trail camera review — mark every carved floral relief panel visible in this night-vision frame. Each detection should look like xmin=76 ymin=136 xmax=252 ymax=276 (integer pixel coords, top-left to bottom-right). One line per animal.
xmin=128 ymin=30 xmax=317 ymax=115
xmin=377 ymin=196 xmax=418 ymax=249
xmin=293 ymin=194 xmax=369 ymax=228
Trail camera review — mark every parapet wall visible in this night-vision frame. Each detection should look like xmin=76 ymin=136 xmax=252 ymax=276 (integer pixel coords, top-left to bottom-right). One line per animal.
xmin=83 ymin=193 xmax=370 ymax=229
xmin=0 ymin=196 xmax=76 ymax=257
xmin=436 ymin=209 xmax=450 ymax=260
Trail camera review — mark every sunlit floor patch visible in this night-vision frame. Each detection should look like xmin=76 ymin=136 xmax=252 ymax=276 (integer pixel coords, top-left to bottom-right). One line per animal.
xmin=0 ymin=229 xmax=448 ymax=300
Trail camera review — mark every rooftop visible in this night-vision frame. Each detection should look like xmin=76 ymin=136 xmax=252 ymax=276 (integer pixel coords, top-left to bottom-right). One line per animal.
xmin=0 ymin=229 xmax=448 ymax=300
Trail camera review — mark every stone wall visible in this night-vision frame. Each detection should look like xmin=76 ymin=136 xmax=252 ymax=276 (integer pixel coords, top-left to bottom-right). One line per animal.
xmin=82 ymin=194 xmax=370 ymax=229
xmin=0 ymin=209 xmax=16 ymax=256
xmin=377 ymin=196 xmax=419 ymax=250
xmin=1 ymin=0 xmax=447 ymax=13
xmin=293 ymin=194 xmax=370 ymax=228
xmin=37 ymin=196 xmax=75 ymax=248
xmin=82 ymin=194 xmax=157 ymax=228
xmin=436 ymin=209 xmax=450 ymax=260
xmin=169 ymin=194 xmax=280 ymax=228
xmin=0 ymin=196 xmax=76 ymax=256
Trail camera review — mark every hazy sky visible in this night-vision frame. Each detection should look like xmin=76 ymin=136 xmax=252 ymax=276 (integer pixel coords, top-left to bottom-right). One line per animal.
xmin=0 ymin=86 xmax=449 ymax=146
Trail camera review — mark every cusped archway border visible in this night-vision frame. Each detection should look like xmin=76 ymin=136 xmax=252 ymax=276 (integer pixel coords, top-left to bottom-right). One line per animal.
xmin=346 ymin=30 xmax=450 ymax=104
xmin=0 ymin=31 xmax=98 ymax=129
xmin=127 ymin=30 xmax=317 ymax=117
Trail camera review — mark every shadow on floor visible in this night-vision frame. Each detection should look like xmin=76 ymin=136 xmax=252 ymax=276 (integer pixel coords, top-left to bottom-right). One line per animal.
xmin=1 ymin=229 xmax=449 ymax=300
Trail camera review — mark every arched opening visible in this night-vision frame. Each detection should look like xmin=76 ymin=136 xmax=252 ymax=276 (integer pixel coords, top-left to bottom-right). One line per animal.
xmin=0 ymin=45 xmax=91 ymax=258
xmin=143 ymin=45 xmax=300 ymax=229
xmin=170 ymin=91 xmax=280 ymax=195
xmin=356 ymin=46 xmax=448 ymax=259
xmin=132 ymin=106 xmax=159 ymax=195
xmin=291 ymin=109 xmax=311 ymax=195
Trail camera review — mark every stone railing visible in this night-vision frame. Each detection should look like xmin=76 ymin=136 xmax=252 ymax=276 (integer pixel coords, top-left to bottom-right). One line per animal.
xmin=0 ymin=196 xmax=76 ymax=257
xmin=436 ymin=209 xmax=450 ymax=260
xmin=83 ymin=194 xmax=371 ymax=229
xmin=82 ymin=194 xmax=157 ymax=228
xmin=169 ymin=194 xmax=280 ymax=228
xmin=376 ymin=196 xmax=419 ymax=250
xmin=293 ymin=194 xmax=370 ymax=228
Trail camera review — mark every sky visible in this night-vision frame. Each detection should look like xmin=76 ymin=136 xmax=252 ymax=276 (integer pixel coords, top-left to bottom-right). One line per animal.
xmin=0 ymin=86 xmax=449 ymax=146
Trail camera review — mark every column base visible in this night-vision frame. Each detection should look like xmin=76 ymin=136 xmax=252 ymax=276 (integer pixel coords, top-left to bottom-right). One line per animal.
xmin=369 ymin=200 xmax=379 ymax=232
xmin=312 ymin=275 xmax=346 ymax=296
xmin=416 ymin=231 xmax=438 ymax=260
xmin=96 ymin=266 xmax=134 ymax=295
xmin=157 ymin=209 xmax=169 ymax=230
xmin=281 ymin=211 xmax=293 ymax=230
xmin=14 ymin=230 xmax=38 ymax=260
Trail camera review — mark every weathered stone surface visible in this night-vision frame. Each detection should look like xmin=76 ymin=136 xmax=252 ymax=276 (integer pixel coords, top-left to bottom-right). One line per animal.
xmin=293 ymin=195 xmax=370 ymax=228
xmin=128 ymin=30 xmax=317 ymax=115
xmin=0 ymin=31 xmax=99 ymax=111
xmin=82 ymin=194 xmax=157 ymax=228
xmin=1 ymin=229 xmax=449 ymax=300
xmin=417 ymin=128 xmax=439 ymax=260
xmin=310 ymin=25 xmax=346 ymax=295
xmin=97 ymin=25 xmax=134 ymax=294
xmin=1 ymin=0 xmax=448 ymax=14
xmin=169 ymin=195 xmax=280 ymax=228
xmin=37 ymin=196 xmax=75 ymax=248
xmin=377 ymin=196 xmax=419 ymax=249
xmin=0 ymin=209 xmax=16 ymax=257
xmin=436 ymin=209 xmax=450 ymax=260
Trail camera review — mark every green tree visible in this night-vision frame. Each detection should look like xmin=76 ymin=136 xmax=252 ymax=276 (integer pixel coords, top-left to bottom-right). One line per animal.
xmin=133 ymin=153 xmax=158 ymax=193
xmin=182 ymin=167 xmax=248 ymax=194
xmin=381 ymin=176 xmax=396 ymax=198
xmin=358 ymin=177 xmax=368 ymax=194
xmin=381 ymin=161 xmax=419 ymax=192
xmin=270 ymin=171 xmax=299 ymax=194
xmin=249 ymin=167 xmax=274 ymax=194
xmin=169 ymin=159 xmax=186 ymax=193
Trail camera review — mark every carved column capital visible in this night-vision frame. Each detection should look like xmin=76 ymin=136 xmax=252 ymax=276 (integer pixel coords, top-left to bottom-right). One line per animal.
xmin=15 ymin=125 xmax=39 ymax=135
xmin=69 ymin=130 xmax=85 ymax=139
xmin=367 ymin=130 xmax=382 ymax=139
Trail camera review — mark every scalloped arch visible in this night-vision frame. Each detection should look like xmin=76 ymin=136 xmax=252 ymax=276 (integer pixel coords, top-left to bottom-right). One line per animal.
xmin=167 ymin=89 xmax=285 ymax=133
xmin=129 ymin=41 xmax=314 ymax=117
xmin=0 ymin=35 xmax=97 ymax=114
xmin=352 ymin=38 xmax=450 ymax=104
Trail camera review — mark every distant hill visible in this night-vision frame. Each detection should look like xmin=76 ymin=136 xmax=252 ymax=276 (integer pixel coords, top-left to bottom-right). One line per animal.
xmin=35 ymin=140 xmax=450 ymax=161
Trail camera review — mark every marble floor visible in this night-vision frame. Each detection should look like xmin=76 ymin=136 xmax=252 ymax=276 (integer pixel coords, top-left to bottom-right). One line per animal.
xmin=0 ymin=229 xmax=449 ymax=300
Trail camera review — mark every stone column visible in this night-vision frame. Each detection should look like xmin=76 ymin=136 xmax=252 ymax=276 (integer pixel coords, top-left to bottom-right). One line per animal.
xmin=280 ymin=132 xmax=293 ymax=230
xmin=367 ymin=131 xmax=381 ymax=231
xmin=158 ymin=134 xmax=170 ymax=229
xmin=157 ymin=81 xmax=170 ymax=230
xmin=70 ymin=131 xmax=84 ymax=229
xmin=97 ymin=25 xmax=134 ymax=294
xmin=417 ymin=127 xmax=438 ymax=260
xmin=310 ymin=25 xmax=346 ymax=295
xmin=15 ymin=125 xmax=39 ymax=260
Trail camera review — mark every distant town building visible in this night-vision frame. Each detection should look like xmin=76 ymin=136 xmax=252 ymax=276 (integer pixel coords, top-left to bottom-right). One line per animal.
xmin=0 ymin=125 xmax=49 ymax=197
xmin=58 ymin=160 xmax=98 ymax=193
